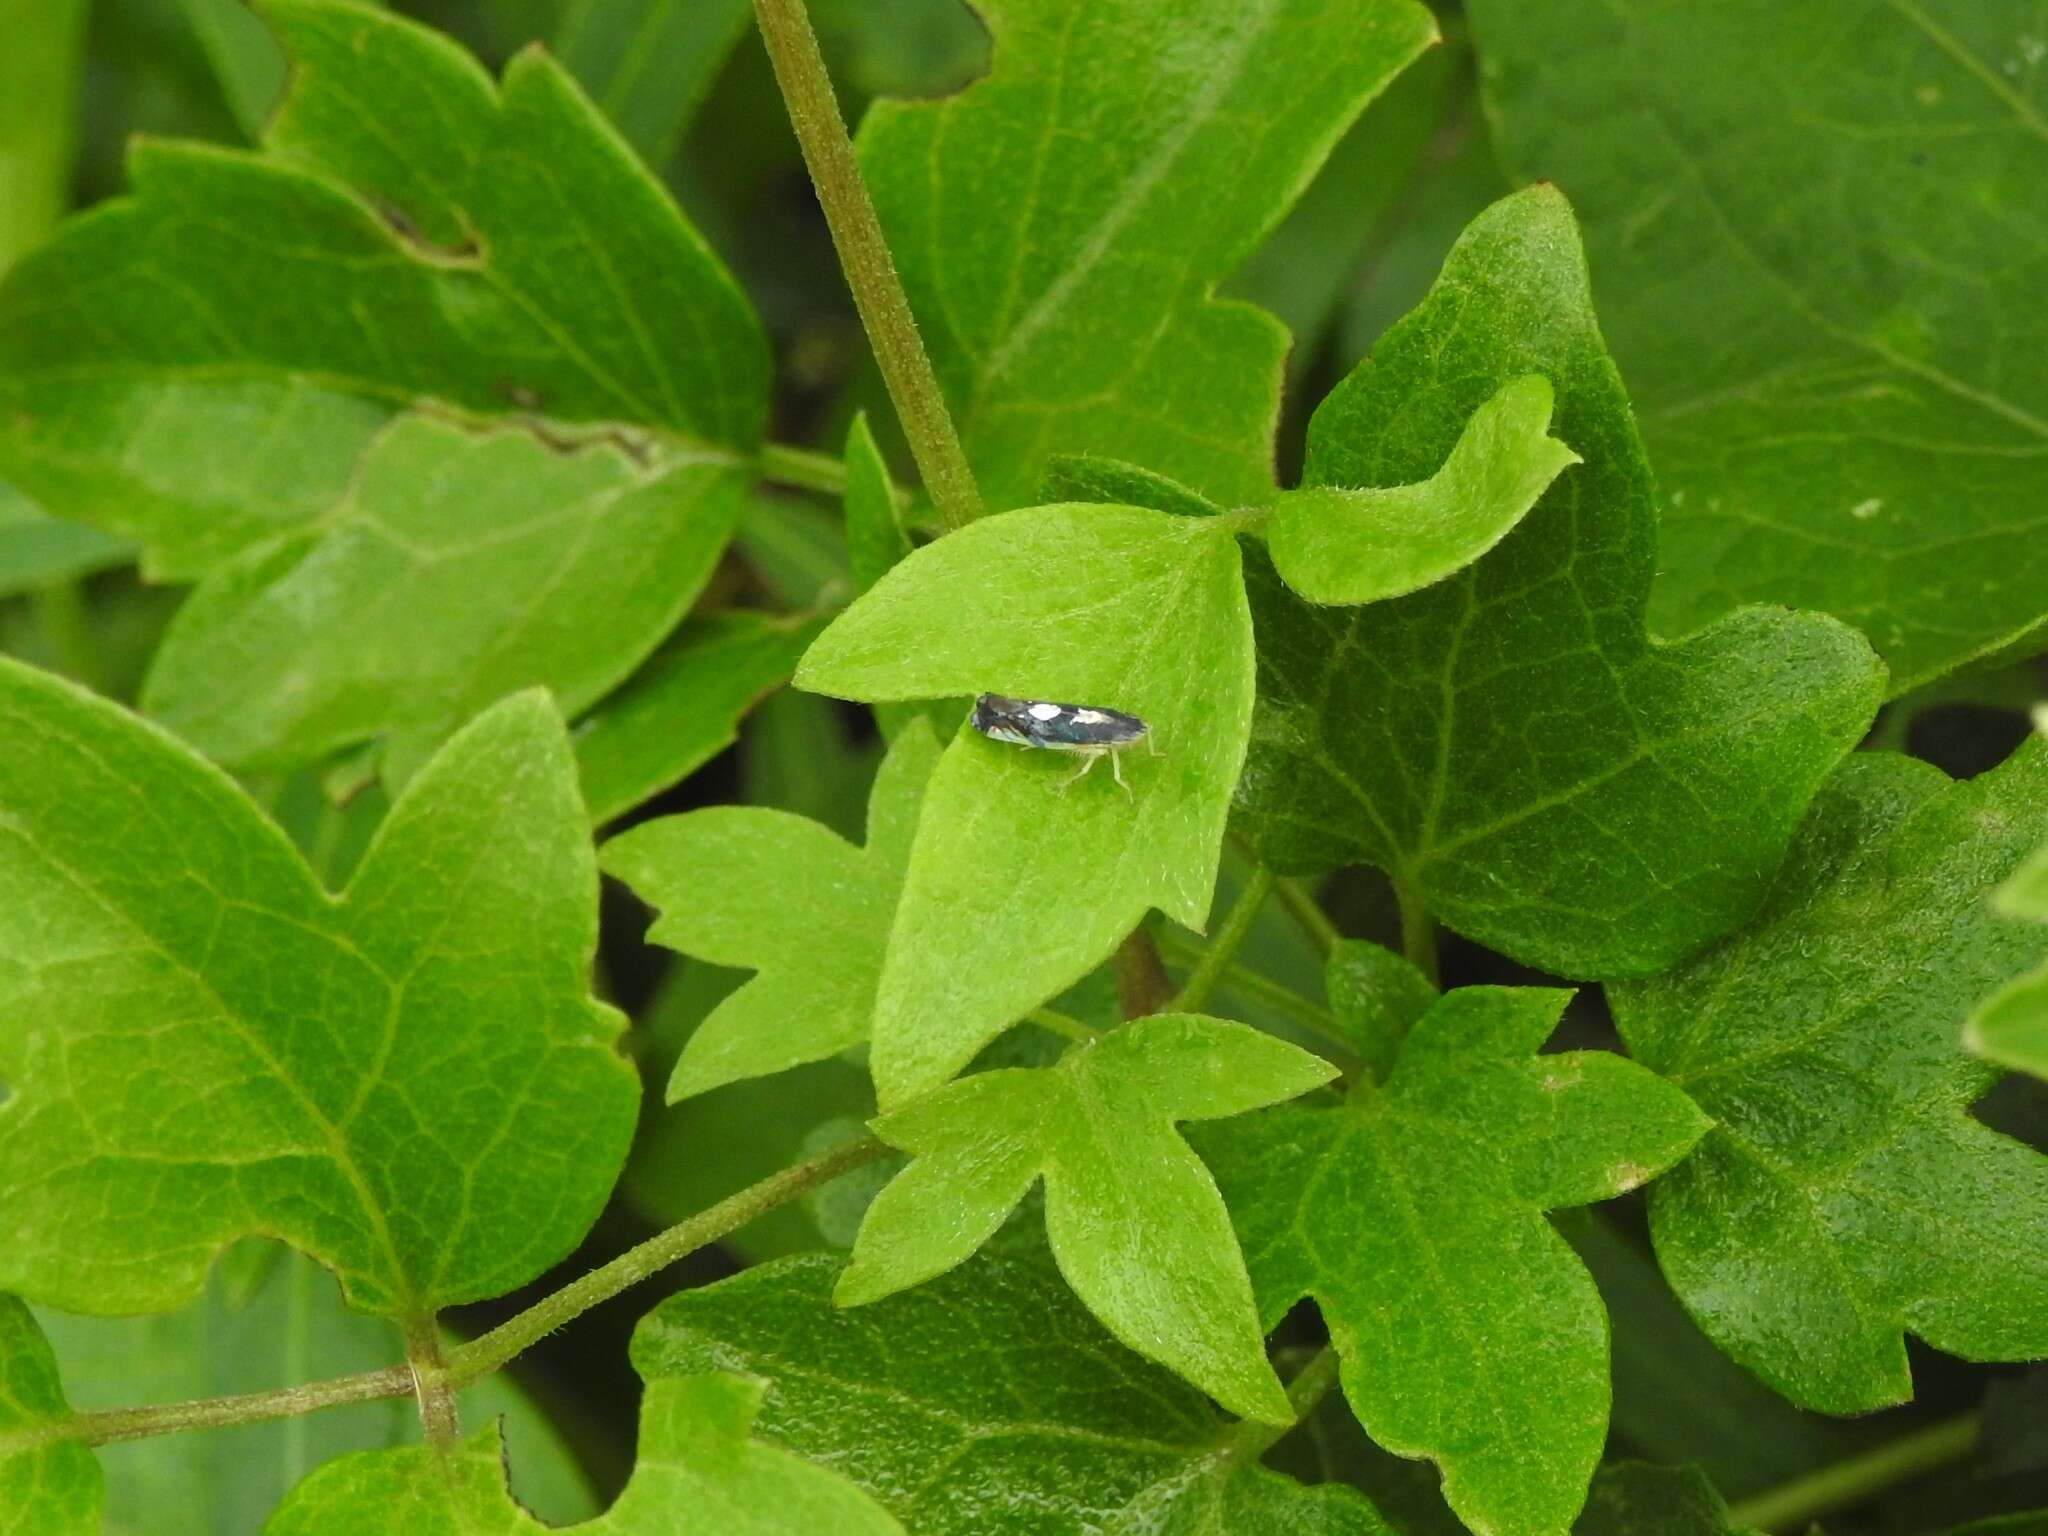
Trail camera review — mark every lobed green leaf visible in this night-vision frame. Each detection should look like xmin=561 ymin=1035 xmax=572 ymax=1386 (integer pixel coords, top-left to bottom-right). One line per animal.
xmin=1233 ymin=185 xmax=1884 ymax=977
xmin=841 ymin=1014 xmax=1336 ymax=1423
xmin=798 ymin=502 xmax=1255 ymax=1105
xmin=1198 ymin=987 xmax=1710 ymax=1536
xmin=1966 ymin=709 xmax=2048 ymax=1079
xmin=602 ymin=721 xmax=943 ymax=1101
xmin=0 ymin=663 xmax=636 ymax=1319
xmin=638 ymin=1250 xmax=1397 ymax=1534
xmin=1612 ymin=740 xmax=2048 ymax=1412
xmin=1470 ymin=0 xmax=2048 ymax=695
xmin=1265 ymin=373 xmax=1579 ymax=606
xmin=857 ymin=0 xmax=1437 ymax=509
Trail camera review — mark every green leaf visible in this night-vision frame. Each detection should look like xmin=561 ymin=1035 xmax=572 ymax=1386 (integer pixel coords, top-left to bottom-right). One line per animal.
xmin=798 ymin=501 xmax=1255 ymax=1104
xmin=262 ymin=1372 xmax=904 ymax=1535
xmin=0 ymin=487 xmax=127 ymax=599
xmin=1575 ymin=1463 xmax=1757 ymax=1536
xmin=142 ymin=417 xmax=746 ymax=783
xmin=842 ymin=413 xmax=910 ymax=595
xmin=0 ymin=664 xmax=636 ymax=1318
xmin=552 ymin=0 xmax=750 ymax=169
xmin=857 ymin=0 xmax=1438 ymax=509
xmin=1967 ymin=710 xmax=2048 ymax=1079
xmin=0 ymin=1297 xmax=99 ymax=1536
xmin=1323 ymin=938 xmax=1437 ymax=1083
xmin=637 ymin=1250 xmax=1397 ymax=1534
xmin=0 ymin=0 xmax=765 ymax=772
xmin=177 ymin=0 xmax=289 ymax=137
xmin=36 ymin=1243 xmax=597 ymax=1533
xmin=575 ymin=608 xmax=825 ymax=825
xmin=1197 ymin=986 xmax=1711 ymax=1536
xmin=1233 ymin=186 xmax=1885 ymax=977
xmin=1611 ymin=741 xmax=2048 ymax=1413
xmin=1266 ymin=373 xmax=1578 ymax=605
xmin=604 ymin=720 xmax=942 ymax=1101
xmin=1468 ymin=0 xmax=2048 ymax=696
xmin=842 ymin=1014 xmax=1336 ymax=1422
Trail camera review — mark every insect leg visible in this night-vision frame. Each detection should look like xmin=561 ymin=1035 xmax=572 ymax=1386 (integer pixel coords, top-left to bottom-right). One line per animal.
xmin=1109 ymin=750 xmax=1131 ymax=798
xmin=1059 ymin=752 xmax=1102 ymax=794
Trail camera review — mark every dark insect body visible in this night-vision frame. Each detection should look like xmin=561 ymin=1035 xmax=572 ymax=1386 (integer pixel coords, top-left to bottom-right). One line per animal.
xmin=970 ymin=693 xmax=1152 ymax=794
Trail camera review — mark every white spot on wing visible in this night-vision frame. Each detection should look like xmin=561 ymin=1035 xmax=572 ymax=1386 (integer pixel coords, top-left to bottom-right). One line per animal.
xmin=1073 ymin=709 xmax=1109 ymax=724
xmin=1027 ymin=702 xmax=1063 ymax=721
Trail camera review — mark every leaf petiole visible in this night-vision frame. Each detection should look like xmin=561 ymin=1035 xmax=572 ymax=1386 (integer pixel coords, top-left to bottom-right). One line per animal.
xmin=1169 ymin=868 xmax=1276 ymax=1013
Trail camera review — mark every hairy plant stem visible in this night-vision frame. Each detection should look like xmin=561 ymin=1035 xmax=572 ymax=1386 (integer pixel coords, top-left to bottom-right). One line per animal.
xmin=449 ymin=1135 xmax=888 ymax=1382
xmin=24 ymin=1138 xmax=889 ymax=1450
xmin=1170 ymin=868 xmax=1276 ymax=1013
xmin=1727 ymin=1413 xmax=1980 ymax=1532
xmin=750 ymin=0 xmax=982 ymax=531
xmin=401 ymin=1315 xmax=460 ymax=1447
xmin=1394 ymin=876 xmax=1439 ymax=986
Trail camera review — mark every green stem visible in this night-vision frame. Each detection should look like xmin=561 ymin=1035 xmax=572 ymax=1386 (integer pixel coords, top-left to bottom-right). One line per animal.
xmin=749 ymin=0 xmax=983 ymax=531
xmin=30 ymin=580 xmax=100 ymax=693
xmin=1273 ymin=875 xmax=1340 ymax=959
xmin=19 ymin=1138 xmax=890 ymax=1451
xmin=758 ymin=441 xmax=852 ymax=501
xmin=1170 ymin=868 xmax=1275 ymax=1013
xmin=1029 ymin=1006 xmax=1104 ymax=1045
xmin=449 ymin=1135 xmax=888 ymax=1382
xmin=1394 ymin=876 xmax=1438 ymax=987
xmin=400 ymin=1315 xmax=459 ymax=1447
xmin=1726 ymin=1413 xmax=1979 ymax=1533
xmin=1152 ymin=928 xmax=1357 ymax=1065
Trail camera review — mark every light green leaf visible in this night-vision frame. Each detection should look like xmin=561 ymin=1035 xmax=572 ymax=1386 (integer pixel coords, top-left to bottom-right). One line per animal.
xmin=1267 ymin=373 xmax=1578 ymax=605
xmin=857 ymin=0 xmax=1438 ymax=509
xmin=1 ymin=0 xmax=763 ymax=573
xmin=1967 ymin=709 xmax=2048 ymax=1079
xmin=842 ymin=1014 xmax=1335 ymax=1423
xmin=0 ymin=1297 xmax=98 ymax=1536
xmin=1468 ymin=0 xmax=2048 ymax=695
xmin=143 ymin=417 xmax=745 ymax=782
xmin=262 ymin=1373 xmax=903 ymax=1536
xmin=0 ymin=487 xmax=127 ymax=599
xmin=603 ymin=720 xmax=943 ymax=1101
xmin=0 ymin=665 xmax=636 ymax=1319
xmin=1575 ymin=1463 xmax=1757 ymax=1536
xmin=1611 ymin=740 xmax=2048 ymax=1413
xmin=638 ymin=1250 xmax=1397 ymax=1534
xmin=798 ymin=501 xmax=1254 ymax=1104
xmin=35 ymin=1243 xmax=596 ymax=1534
xmin=0 ymin=0 xmax=764 ymax=772
xmin=1234 ymin=186 xmax=1885 ymax=977
xmin=552 ymin=0 xmax=750 ymax=169
xmin=842 ymin=413 xmax=910 ymax=595
xmin=1197 ymin=987 xmax=1711 ymax=1536
xmin=575 ymin=608 xmax=825 ymax=825
xmin=619 ymin=962 xmax=875 ymax=1262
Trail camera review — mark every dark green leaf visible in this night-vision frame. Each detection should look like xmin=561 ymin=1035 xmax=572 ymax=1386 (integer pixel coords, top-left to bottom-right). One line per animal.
xmin=0 ymin=487 xmax=127 ymax=599
xmin=1265 ymin=373 xmax=1577 ymax=605
xmin=0 ymin=665 xmax=636 ymax=1319
xmin=842 ymin=1014 xmax=1337 ymax=1422
xmin=797 ymin=502 xmax=1254 ymax=1105
xmin=1575 ymin=1463 xmax=1757 ymax=1536
xmin=575 ymin=608 xmax=825 ymax=825
xmin=262 ymin=1373 xmax=903 ymax=1535
xmin=0 ymin=1297 xmax=98 ymax=1536
xmin=176 ymin=0 xmax=287 ymax=137
xmin=637 ymin=1250 xmax=1397 ymax=1534
xmin=1234 ymin=186 xmax=1884 ymax=977
xmin=1612 ymin=741 xmax=2048 ymax=1412
xmin=1323 ymin=938 xmax=1436 ymax=1083
xmin=552 ymin=0 xmax=750 ymax=169
xmin=1199 ymin=986 xmax=1710 ymax=1536
xmin=857 ymin=0 xmax=1438 ymax=508
xmin=1468 ymin=0 xmax=2048 ymax=694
